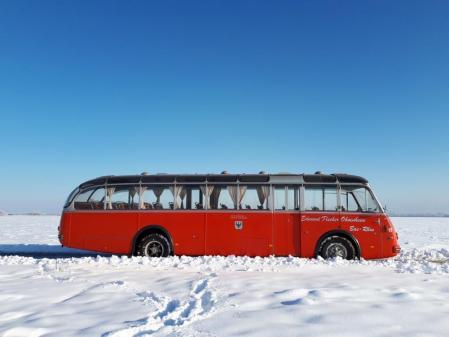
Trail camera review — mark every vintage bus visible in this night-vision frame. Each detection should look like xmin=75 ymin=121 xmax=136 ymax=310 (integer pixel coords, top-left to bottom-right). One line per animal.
xmin=59 ymin=172 xmax=400 ymax=260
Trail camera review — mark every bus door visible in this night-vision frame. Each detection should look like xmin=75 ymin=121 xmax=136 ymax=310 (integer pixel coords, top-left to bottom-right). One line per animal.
xmin=300 ymin=185 xmax=340 ymax=258
xmin=273 ymin=186 xmax=301 ymax=256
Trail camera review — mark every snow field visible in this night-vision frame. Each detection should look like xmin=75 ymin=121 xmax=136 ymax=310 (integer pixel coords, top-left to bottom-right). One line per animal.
xmin=0 ymin=216 xmax=448 ymax=336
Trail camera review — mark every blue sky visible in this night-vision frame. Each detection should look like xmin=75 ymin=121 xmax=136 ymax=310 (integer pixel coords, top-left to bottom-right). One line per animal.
xmin=0 ymin=0 xmax=448 ymax=214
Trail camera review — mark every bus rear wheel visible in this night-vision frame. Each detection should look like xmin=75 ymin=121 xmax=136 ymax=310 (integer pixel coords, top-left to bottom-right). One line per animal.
xmin=136 ymin=233 xmax=171 ymax=257
xmin=319 ymin=236 xmax=356 ymax=260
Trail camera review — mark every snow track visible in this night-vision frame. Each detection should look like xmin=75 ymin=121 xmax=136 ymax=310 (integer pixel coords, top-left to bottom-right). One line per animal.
xmin=105 ymin=274 xmax=217 ymax=337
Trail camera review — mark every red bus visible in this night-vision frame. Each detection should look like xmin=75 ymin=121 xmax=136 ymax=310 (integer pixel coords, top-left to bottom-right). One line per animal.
xmin=59 ymin=172 xmax=400 ymax=260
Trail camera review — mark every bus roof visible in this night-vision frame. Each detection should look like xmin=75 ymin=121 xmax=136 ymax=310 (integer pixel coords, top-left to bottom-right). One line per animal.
xmin=79 ymin=172 xmax=368 ymax=188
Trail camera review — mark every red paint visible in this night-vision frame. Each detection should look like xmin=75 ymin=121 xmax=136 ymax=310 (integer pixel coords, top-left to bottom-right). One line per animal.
xmin=59 ymin=209 xmax=399 ymax=259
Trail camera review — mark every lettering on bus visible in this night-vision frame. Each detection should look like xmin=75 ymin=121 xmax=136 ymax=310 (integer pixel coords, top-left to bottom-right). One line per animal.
xmin=301 ymin=215 xmax=339 ymax=222
xmin=301 ymin=215 xmax=368 ymax=224
xmin=230 ymin=215 xmax=247 ymax=220
xmin=349 ymin=226 xmax=374 ymax=232
xmin=341 ymin=216 xmax=367 ymax=223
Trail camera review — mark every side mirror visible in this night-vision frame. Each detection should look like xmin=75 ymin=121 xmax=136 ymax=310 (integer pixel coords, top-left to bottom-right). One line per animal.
xmin=384 ymin=205 xmax=387 ymax=212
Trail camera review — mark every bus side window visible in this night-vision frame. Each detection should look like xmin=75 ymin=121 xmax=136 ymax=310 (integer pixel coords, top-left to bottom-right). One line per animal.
xmin=74 ymin=187 xmax=105 ymax=210
xmin=141 ymin=185 xmax=173 ymax=210
xmin=324 ymin=187 xmax=337 ymax=211
xmin=340 ymin=190 xmax=359 ymax=212
xmin=240 ymin=185 xmax=270 ymax=210
xmin=287 ymin=186 xmax=299 ymax=210
xmin=304 ymin=186 xmax=338 ymax=211
xmin=304 ymin=187 xmax=322 ymax=211
xmin=208 ymin=185 xmax=236 ymax=210
xmin=175 ymin=185 xmax=205 ymax=210
xmin=188 ymin=186 xmax=205 ymax=210
xmin=106 ymin=185 xmax=139 ymax=210
xmin=274 ymin=186 xmax=286 ymax=210
xmin=89 ymin=188 xmax=105 ymax=209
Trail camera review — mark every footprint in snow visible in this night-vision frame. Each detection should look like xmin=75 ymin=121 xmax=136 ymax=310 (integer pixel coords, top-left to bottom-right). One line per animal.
xmin=103 ymin=274 xmax=217 ymax=337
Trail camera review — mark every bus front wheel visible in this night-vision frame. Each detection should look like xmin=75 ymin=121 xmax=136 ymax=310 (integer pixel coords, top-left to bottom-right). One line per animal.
xmin=319 ymin=236 xmax=356 ymax=260
xmin=136 ymin=233 xmax=171 ymax=257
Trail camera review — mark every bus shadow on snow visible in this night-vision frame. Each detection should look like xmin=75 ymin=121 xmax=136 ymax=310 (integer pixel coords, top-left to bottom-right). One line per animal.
xmin=0 ymin=244 xmax=111 ymax=258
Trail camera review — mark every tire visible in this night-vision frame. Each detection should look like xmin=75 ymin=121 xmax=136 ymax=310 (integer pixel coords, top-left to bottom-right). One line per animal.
xmin=136 ymin=233 xmax=171 ymax=257
xmin=319 ymin=235 xmax=356 ymax=260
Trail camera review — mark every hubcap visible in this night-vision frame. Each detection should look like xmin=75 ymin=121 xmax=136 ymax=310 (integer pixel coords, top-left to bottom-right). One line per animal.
xmin=144 ymin=240 xmax=164 ymax=257
xmin=326 ymin=243 xmax=348 ymax=259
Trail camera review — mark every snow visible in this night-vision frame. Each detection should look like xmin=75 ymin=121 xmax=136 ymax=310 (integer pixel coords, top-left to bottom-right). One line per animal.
xmin=0 ymin=216 xmax=449 ymax=336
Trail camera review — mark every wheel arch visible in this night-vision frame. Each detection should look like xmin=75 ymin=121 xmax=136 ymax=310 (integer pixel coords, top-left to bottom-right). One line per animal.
xmin=131 ymin=225 xmax=174 ymax=256
xmin=314 ymin=230 xmax=361 ymax=259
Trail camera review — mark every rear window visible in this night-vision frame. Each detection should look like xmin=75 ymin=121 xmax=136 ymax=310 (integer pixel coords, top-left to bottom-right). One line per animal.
xmin=74 ymin=187 xmax=105 ymax=210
